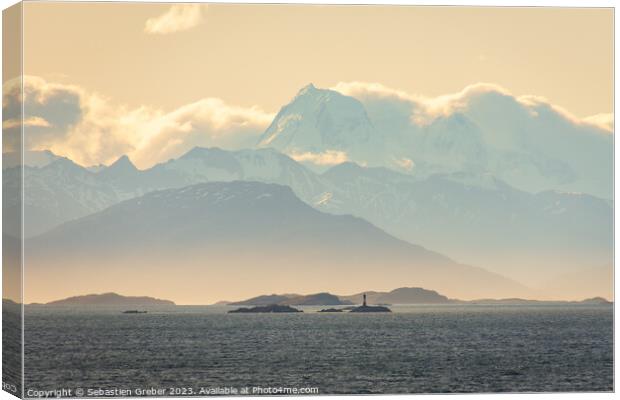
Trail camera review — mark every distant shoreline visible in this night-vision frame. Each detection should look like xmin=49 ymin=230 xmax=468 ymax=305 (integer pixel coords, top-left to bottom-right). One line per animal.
xmin=14 ymin=289 xmax=613 ymax=308
xmin=24 ymin=301 xmax=613 ymax=307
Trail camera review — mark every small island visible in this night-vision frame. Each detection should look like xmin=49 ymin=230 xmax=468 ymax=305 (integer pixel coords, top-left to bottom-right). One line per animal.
xmin=349 ymin=294 xmax=392 ymax=313
xmin=228 ymin=304 xmax=303 ymax=313
xmin=44 ymin=292 xmax=175 ymax=307
xmin=580 ymin=297 xmax=612 ymax=305
xmin=318 ymin=308 xmax=344 ymax=313
xmin=122 ymin=310 xmax=147 ymax=314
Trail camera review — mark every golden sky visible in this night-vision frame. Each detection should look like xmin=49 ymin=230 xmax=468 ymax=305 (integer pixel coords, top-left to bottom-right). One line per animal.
xmin=23 ymin=3 xmax=613 ymax=118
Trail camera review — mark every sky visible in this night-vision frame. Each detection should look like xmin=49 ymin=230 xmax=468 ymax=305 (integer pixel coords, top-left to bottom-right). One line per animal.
xmin=23 ymin=3 xmax=613 ymax=115
xmin=5 ymin=3 xmax=612 ymax=169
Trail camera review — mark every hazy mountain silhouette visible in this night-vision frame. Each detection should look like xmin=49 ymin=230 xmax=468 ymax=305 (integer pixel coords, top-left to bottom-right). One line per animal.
xmin=6 ymin=147 xmax=325 ymax=237
xmin=7 ymin=147 xmax=611 ymax=295
xmin=227 ymin=294 xmax=298 ymax=306
xmin=25 ymin=181 xmax=529 ymax=304
xmin=45 ymin=292 xmax=175 ymax=306
xmin=318 ymin=162 xmax=612 ymax=287
xmin=229 ymin=292 xmax=352 ymax=306
xmin=340 ymin=287 xmax=453 ymax=305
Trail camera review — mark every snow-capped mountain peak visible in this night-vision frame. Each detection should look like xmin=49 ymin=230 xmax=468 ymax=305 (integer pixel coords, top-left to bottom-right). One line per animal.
xmin=107 ymin=155 xmax=137 ymax=172
xmin=296 ymin=82 xmax=318 ymax=97
xmin=257 ymin=84 xmax=385 ymax=166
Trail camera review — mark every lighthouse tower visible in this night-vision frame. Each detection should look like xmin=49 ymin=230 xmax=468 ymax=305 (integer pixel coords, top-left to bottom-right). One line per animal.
xmin=363 ymin=293 xmax=367 ymax=307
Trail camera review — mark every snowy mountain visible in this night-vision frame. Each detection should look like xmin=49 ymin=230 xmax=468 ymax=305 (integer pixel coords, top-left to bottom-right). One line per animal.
xmin=149 ymin=146 xmax=326 ymax=201
xmin=257 ymin=84 xmax=386 ymax=166
xmin=3 ymin=158 xmax=123 ymax=237
xmin=6 ymin=147 xmax=611 ymax=295
xmin=4 ymin=148 xmax=328 ymax=237
xmin=26 ymin=181 xmax=529 ymax=304
xmin=99 ymin=155 xmax=139 ymax=179
xmin=257 ymin=84 xmax=613 ymax=199
xmin=421 ymin=90 xmax=613 ymax=198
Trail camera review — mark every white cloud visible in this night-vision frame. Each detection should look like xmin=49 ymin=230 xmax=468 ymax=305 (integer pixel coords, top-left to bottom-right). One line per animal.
xmin=583 ymin=113 xmax=614 ymax=132
xmin=144 ymin=4 xmax=206 ymax=35
xmin=131 ymin=98 xmax=274 ymax=167
xmin=334 ymin=81 xmax=511 ymax=121
xmin=5 ymin=76 xmax=274 ymax=168
xmin=333 ymin=81 xmax=613 ymax=134
xmin=332 ymin=80 xmax=612 ymax=198
xmin=7 ymin=75 xmax=612 ymax=188
xmin=288 ymin=150 xmax=349 ymax=166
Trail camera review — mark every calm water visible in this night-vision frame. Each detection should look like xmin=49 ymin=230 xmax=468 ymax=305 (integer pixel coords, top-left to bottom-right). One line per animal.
xmin=23 ymin=305 xmax=613 ymax=395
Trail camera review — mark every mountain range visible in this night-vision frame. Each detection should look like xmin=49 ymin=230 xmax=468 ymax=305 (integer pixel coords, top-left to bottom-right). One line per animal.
xmin=20 ymin=288 xmax=612 ymax=307
xmin=24 ymin=181 xmax=529 ymax=304
xmin=228 ymin=287 xmax=453 ymax=306
xmin=222 ymin=286 xmax=612 ymax=306
xmin=3 ymin=83 xmax=613 ymax=302
xmin=259 ymin=84 xmax=612 ymax=199
xmin=228 ymin=292 xmax=353 ymax=306
xmin=5 ymin=145 xmax=611 ymax=293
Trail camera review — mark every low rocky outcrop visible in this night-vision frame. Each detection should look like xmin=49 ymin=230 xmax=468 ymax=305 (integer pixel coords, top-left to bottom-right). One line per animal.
xmin=349 ymin=304 xmax=392 ymax=313
xmin=228 ymin=304 xmax=303 ymax=313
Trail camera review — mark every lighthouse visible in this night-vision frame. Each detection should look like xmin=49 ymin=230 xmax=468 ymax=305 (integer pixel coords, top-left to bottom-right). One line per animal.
xmin=350 ymin=292 xmax=391 ymax=313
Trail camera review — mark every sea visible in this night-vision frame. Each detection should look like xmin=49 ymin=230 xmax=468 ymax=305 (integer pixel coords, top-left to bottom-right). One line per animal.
xmin=21 ymin=304 xmax=613 ymax=396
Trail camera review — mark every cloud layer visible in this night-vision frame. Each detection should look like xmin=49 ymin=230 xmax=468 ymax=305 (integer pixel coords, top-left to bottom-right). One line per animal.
xmin=288 ymin=149 xmax=349 ymax=166
xmin=330 ymin=81 xmax=612 ymax=198
xmin=333 ymin=81 xmax=614 ymax=133
xmin=4 ymin=76 xmax=612 ymax=197
xmin=144 ymin=4 xmax=207 ymax=35
xmin=3 ymin=76 xmax=273 ymax=168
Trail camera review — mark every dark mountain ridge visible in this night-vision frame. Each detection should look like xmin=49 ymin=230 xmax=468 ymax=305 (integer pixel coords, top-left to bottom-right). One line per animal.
xmin=25 ymin=181 xmax=528 ymax=304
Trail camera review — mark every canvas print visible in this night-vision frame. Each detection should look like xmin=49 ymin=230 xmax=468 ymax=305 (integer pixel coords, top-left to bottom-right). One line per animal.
xmin=2 ymin=2 xmax=614 ymax=398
